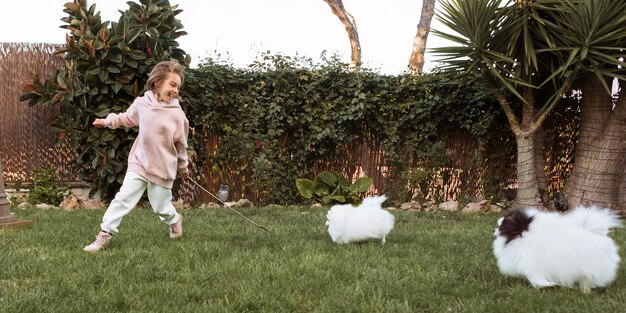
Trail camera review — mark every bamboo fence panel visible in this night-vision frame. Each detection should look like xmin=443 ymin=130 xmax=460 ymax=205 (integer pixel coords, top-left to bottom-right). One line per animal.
xmin=0 ymin=42 xmax=77 ymax=185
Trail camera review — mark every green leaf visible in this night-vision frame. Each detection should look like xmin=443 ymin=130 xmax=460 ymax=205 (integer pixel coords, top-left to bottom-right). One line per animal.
xmin=335 ymin=173 xmax=350 ymax=186
xmin=352 ymin=177 xmax=373 ymax=193
xmin=147 ymin=27 xmax=159 ymax=36
xmin=147 ymin=4 xmax=159 ymax=15
xmin=107 ymin=66 xmax=120 ymax=74
xmin=112 ymin=83 xmax=123 ymax=94
xmin=87 ymin=65 xmax=101 ymax=75
xmin=128 ymin=50 xmax=147 ymax=60
xmin=94 ymin=40 xmax=105 ymax=50
xmin=313 ymin=182 xmax=329 ymax=196
xmin=19 ymin=92 xmax=39 ymax=102
xmin=107 ymin=53 xmax=123 ymax=63
xmin=102 ymin=132 xmax=115 ymax=142
xmin=125 ymin=58 xmax=138 ymax=68
xmin=99 ymin=70 xmax=109 ymax=81
xmin=91 ymin=156 xmax=99 ymax=168
xmin=317 ymin=171 xmax=337 ymax=186
xmin=107 ymin=174 xmax=116 ymax=183
xmin=56 ymin=73 xmax=67 ymax=89
xmin=295 ymin=179 xmax=314 ymax=199
xmin=321 ymin=195 xmax=331 ymax=205
xmin=329 ymin=195 xmax=346 ymax=203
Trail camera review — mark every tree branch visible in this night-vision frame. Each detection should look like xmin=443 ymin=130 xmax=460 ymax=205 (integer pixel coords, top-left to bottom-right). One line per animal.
xmin=323 ymin=0 xmax=361 ymax=70
xmin=483 ymin=69 xmax=522 ymax=135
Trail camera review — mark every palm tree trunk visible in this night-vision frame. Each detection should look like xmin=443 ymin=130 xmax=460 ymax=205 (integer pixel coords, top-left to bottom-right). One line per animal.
xmin=485 ymin=78 xmax=543 ymax=208
xmin=408 ymin=0 xmax=437 ymax=74
xmin=533 ymin=125 xmax=548 ymax=204
xmin=618 ymin=167 xmax=626 ymax=215
xmin=564 ymin=75 xmax=626 ymax=210
xmin=512 ymin=133 xmax=542 ymax=208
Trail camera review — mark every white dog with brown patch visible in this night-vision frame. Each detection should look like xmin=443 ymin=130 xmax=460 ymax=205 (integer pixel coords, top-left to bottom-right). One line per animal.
xmin=325 ymin=195 xmax=395 ymax=244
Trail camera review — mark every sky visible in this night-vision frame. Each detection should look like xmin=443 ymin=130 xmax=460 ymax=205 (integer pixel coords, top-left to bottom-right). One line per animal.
xmin=1 ymin=0 xmax=452 ymax=75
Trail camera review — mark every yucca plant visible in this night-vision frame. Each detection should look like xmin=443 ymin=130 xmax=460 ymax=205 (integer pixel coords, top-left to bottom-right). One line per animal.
xmin=20 ymin=0 xmax=190 ymax=199
xmin=431 ymin=0 xmax=626 ymax=209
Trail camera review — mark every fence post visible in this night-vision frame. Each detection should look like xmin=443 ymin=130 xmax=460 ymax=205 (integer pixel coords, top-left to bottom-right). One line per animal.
xmin=0 ymin=159 xmax=32 ymax=229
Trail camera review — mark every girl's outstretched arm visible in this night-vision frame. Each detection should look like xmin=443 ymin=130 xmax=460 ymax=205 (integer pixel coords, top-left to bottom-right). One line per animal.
xmin=93 ymin=118 xmax=107 ymax=128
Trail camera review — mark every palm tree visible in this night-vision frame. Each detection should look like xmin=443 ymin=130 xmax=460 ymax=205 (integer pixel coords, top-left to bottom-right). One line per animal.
xmin=431 ymin=0 xmax=626 ymax=209
xmin=549 ymin=3 xmax=626 ymax=212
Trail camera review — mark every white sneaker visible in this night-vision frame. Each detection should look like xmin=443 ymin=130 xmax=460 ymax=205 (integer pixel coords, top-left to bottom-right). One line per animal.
xmin=83 ymin=231 xmax=111 ymax=252
xmin=169 ymin=214 xmax=183 ymax=239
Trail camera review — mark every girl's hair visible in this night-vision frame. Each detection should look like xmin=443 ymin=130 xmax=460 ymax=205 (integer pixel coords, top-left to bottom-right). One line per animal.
xmin=146 ymin=60 xmax=185 ymax=91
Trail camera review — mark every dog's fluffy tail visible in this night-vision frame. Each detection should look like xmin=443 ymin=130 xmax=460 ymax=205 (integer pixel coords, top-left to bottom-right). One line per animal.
xmin=360 ymin=195 xmax=387 ymax=208
xmin=565 ymin=205 xmax=623 ymax=236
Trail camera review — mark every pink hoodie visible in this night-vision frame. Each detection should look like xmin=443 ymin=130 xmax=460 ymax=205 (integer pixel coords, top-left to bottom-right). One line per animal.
xmin=105 ymin=90 xmax=189 ymax=188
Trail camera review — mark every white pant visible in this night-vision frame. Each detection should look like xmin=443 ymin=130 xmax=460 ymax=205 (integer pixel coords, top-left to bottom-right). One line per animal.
xmin=101 ymin=172 xmax=179 ymax=235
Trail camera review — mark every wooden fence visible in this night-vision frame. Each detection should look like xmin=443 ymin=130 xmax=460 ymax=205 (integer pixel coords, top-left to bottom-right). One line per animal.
xmin=0 ymin=42 xmax=77 ymax=183
xmin=194 ymin=128 xmax=517 ymax=204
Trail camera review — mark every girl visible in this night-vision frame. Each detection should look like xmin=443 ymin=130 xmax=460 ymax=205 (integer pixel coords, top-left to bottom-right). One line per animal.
xmin=84 ymin=60 xmax=189 ymax=252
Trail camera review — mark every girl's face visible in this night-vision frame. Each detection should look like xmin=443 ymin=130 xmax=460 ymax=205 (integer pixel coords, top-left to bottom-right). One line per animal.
xmin=155 ymin=72 xmax=182 ymax=103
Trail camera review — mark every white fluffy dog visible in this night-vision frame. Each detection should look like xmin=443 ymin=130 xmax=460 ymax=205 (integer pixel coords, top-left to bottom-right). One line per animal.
xmin=325 ymin=195 xmax=395 ymax=244
xmin=493 ymin=206 xmax=622 ymax=293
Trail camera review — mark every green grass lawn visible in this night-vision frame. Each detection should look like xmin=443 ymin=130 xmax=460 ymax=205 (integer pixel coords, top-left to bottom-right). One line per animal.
xmin=1 ymin=206 xmax=625 ymax=313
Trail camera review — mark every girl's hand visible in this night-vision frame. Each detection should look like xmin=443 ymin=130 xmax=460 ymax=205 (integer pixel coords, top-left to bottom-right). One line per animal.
xmin=93 ymin=119 xmax=107 ymax=128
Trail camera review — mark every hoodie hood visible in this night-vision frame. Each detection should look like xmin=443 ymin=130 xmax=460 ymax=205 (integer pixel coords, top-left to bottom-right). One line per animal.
xmin=143 ymin=90 xmax=181 ymax=109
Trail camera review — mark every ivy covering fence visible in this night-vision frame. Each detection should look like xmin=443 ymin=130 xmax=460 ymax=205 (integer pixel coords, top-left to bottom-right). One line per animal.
xmin=182 ymin=55 xmax=515 ymax=205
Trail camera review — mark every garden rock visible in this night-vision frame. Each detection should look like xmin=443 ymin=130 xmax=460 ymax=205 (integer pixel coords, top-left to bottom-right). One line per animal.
xmin=462 ymin=200 xmax=493 ymax=213
xmin=224 ymin=199 xmax=253 ymax=208
xmin=236 ymin=199 xmax=253 ymax=207
xmin=60 ymin=195 xmax=80 ymax=211
xmin=69 ymin=187 xmax=92 ymax=202
xmin=490 ymin=203 xmax=505 ymax=213
xmin=422 ymin=200 xmax=438 ymax=212
xmin=199 ymin=202 xmax=220 ymax=209
xmin=400 ymin=201 xmax=421 ymax=211
xmin=172 ymin=199 xmax=190 ymax=210
xmin=17 ymin=202 xmax=31 ymax=210
xmin=35 ymin=203 xmax=57 ymax=210
xmin=80 ymin=198 xmax=105 ymax=209
xmin=438 ymin=201 xmax=459 ymax=211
